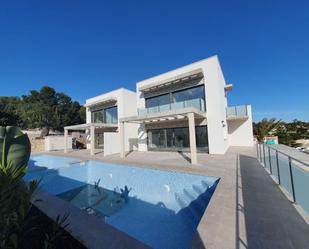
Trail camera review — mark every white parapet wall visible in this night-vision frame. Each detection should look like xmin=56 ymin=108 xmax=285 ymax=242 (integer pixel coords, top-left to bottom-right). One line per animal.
xmin=228 ymin=105 xmax=254 ymax=147
xmin=104 ymin=132 xmax=120 ymax=156
xmin=45 ymin=135 xmax=72 ymax=151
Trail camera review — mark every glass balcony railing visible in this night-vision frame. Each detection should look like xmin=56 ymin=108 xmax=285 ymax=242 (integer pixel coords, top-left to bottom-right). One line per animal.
xmin=226 ymin=105 xmax=248 ymax=118
xmin=257 ymin=143 xmax=309 ymax=215
xmin=138 ymin=98 xmax=205 ymax=116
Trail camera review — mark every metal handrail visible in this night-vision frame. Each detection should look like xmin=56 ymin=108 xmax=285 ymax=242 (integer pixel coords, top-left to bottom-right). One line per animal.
xmin=267 ymin=145 xmax=309 ymax=167
xmin=256 ymin=142 xmax=309 ymax=205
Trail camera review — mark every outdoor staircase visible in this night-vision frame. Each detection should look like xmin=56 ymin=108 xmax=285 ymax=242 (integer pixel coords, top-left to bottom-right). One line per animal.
xmin=175 ymin=180 xmax=215 ymax=227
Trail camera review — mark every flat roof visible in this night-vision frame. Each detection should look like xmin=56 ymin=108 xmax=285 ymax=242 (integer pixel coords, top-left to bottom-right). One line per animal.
xmin=84 ymin=96 xmax=117 ymax=108
xmin=138 ymin=69 xmax=203 ymax=93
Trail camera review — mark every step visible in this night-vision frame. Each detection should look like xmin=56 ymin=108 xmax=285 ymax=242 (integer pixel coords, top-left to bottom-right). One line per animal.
xmin=183 ymin=189 xmax=207 ymax=210
xmin=175 ymin=192 xmax=205 ymax=219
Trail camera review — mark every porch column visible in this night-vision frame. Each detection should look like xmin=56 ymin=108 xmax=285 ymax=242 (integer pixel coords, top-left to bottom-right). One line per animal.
xmin=90 ymin=125 xmax=95 ymax=156
xmin=188 ymin=112 xmax=197 ymax=164
xmin=119 ymin=121 xmax=125 ymax=158
xmin=64 ymin=129 xmax=68 ymax=153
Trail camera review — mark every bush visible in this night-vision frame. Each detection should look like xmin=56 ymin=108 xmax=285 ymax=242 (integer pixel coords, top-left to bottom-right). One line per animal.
xmin=0 ymin=126 xmax=86 ymax=249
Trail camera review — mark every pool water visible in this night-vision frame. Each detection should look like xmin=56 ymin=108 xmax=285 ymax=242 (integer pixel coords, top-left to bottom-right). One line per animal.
xmin=25 ymin=154 xmax=219 ymax=249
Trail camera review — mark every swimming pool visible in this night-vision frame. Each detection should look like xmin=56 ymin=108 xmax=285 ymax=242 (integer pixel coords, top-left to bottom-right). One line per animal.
xmin=25 ymin=154 xmax=219 ymax=249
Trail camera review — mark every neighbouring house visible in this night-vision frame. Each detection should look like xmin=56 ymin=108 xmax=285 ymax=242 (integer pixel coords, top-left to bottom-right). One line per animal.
xmin=64 ymin=88 xmax=138 ymax=156
xmin=120 ymin=55 xmax=253 ymax=163
xmin=64 ymin=55 xmax=253 ymax=164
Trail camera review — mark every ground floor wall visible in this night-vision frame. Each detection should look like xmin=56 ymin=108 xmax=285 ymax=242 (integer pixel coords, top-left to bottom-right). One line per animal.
xmin=86 ymin=123 xmax=139 ymax=154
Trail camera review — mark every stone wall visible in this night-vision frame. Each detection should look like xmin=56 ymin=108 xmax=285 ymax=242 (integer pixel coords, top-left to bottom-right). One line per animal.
xmin=30 ymin=138 xmax=45 ymax=153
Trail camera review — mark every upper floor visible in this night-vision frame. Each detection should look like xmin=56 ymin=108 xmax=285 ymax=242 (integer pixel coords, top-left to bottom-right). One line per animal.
xmin=85 ymin=88 xmax=137 ymax=125
xmin=135 ymin=55 xmax=249 ymax=120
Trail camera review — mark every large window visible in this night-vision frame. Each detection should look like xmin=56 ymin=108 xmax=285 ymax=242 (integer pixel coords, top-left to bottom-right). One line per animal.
xmin=147 ymin=126 xmax=208 ymax=152
xmin=146 ymin=94 xmax=170 ymax=108
xmin=91 ymin=110 xmax=104 ymax=123
xmin=104 ymin=106 xmax=118 ymax=124
xmin=145 ymin=85 xmax=205 ymax=112
xmin=172 ymin=85 xmax=205 ymax=103
xmin=91 ymin=106 xmax=118 ymax=124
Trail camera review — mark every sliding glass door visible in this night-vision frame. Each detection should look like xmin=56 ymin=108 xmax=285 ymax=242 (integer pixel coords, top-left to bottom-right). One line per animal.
xmin=147 ymin=126 xmax=208 ymax=152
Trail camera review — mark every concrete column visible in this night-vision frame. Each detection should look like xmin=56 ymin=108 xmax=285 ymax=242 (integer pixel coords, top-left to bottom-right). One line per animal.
xmin=188 ymin=112 xmax=197 ymax=164
xmin=119 ymin=121 xmax=125 ymax=158
xmin=90 ymin=125 xmax=95 ymax=156
xmin=64 ymin=129 xmax=68 ymax=153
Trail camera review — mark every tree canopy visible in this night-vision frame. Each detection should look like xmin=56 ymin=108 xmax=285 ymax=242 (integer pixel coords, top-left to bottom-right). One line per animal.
xmin=253 ymin=118 xmax=309 ymax=147
xmin=0 ymin=86 xmax=85 ymax=135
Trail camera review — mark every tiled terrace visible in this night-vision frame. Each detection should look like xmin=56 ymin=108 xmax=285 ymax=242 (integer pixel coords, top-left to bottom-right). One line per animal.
xmin=43 ymin=147 xmax=309 ymax=249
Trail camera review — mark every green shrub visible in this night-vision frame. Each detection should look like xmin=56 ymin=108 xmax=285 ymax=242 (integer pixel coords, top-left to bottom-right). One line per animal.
xmin=0 ymin=126 xmax=86 ymax=249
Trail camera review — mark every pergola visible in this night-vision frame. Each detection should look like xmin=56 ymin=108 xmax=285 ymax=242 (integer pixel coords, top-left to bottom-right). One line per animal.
xmin=64 ymin=123 xmax=118 ymax=156
xmin=119 ymin=107 xmax=207 ymax=164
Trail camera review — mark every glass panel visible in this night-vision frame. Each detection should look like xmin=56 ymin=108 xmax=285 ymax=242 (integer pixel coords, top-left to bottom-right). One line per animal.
xmin=264 ymin=146 xmax=270 ymax=170
xmin=159 ymin=129 xmax=167 ymax=148
xmin=146 ymin=94 xmax=170 ymax=108
xmin=196 ymin=126 xmax=208 ymax=148
xmin=226 ymin=107 xmax=236 ymax=117
xmin=147 ymin=130 xmax=160 ymax=150
xmin=138 ymin=108 xmax=147 ymax=116
xmin=166 ymin=128 xmax=174 ymax=148
xmin=173 ymin=85 xmax=205 ymax=103
xmin=159 ymin=104 xmax=170 ymax=112
xmin=185 ymin=99 xmax=201 ymax=110
xmin=104 ymin=106 xmax=118 ymax=124
xmin=95 ymin=133 xmax=104 ymax=149
xmin=91 ymin=109 xmax=104 ymax=123
xmin=171 ymin=102 xmax=184 ymax=110
xmin=236 ymin=105 xmax=247 ymax=116
xmin=269 ymin=148 xmax=278 ymax=181
xmin=277 ymin=153 xmax=293 ymax=198
xmin=292 ymin=160 xmax=309 ymax=214
xmin=174 ymin=128 xmax=189 ymax=150
xmin=148 ymin=106 xmax=159 ymax=114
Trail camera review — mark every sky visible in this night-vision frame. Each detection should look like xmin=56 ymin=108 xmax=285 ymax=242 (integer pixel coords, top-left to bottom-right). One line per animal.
xmin=0 ymin=0 xmax=308 ymax=122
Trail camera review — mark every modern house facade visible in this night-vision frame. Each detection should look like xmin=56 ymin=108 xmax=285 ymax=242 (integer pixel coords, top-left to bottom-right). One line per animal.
xmin=119 ymin=56 xmax=253 ymax=163
xmin=64 ymin=55 xmax=253 ymax=164
xmin=64 ymin=88 xmax=138 ymax=156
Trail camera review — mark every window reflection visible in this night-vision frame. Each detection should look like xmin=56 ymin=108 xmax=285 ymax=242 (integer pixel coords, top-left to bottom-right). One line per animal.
xmin=91 ymin=106 xmax=118 ymax=124
xmin=172 ymin=85 xmax=205 ymax=103
xmin=144 ymin=85 xmax=205 ymax=112
xmin=147 ymin=126 xmax=208 ymax=151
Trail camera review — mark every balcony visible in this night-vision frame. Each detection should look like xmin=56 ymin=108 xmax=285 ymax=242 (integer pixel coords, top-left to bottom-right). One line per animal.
xmin=226 ymin=105 xmax=248 ymax=119
xmin=138 ymin=98 xmax=205 ymax=116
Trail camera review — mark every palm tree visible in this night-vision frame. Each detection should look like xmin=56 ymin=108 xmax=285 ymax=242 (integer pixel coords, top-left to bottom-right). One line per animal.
xmin=253 ymin=118 xmax=281 ymax=142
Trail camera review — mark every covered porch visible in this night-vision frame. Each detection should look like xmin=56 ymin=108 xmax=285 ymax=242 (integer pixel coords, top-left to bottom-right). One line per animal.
xmin=64 ymin=123 xmax=118 ymax=156
xmin=119 ymin=107 xmax=207 ymax=164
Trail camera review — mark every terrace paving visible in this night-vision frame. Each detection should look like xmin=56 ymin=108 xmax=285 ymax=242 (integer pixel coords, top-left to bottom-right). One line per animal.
xmin=43 ymin=147 xmax=309 ymax=249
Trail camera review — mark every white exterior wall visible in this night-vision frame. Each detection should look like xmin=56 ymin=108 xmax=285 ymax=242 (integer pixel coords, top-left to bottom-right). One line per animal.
xmin=103 ymin=132 xmax=120 ymax=156
xmin=85 ymin=88 xmax=138 ymax=152
xmin=228 ymin=105 xmax=254 ymax=147
xmin=45 ymin=136 xmax=72 ymax=151
xmin=202 ymin=57 xmax=229 ymax=154
xmin=136 ymin=55 xmax=229 ymax=154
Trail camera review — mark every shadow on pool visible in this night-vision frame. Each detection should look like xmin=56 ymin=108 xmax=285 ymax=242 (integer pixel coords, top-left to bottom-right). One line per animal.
xmin=25 ymin=160 xmax=215 ymax=249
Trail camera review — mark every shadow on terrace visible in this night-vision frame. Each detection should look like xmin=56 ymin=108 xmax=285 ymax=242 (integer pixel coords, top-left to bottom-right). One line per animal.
xmin=236 ymin=154 xmax=309 ymax=249
xmin=25 ymin=159 xmax=215 ymax=249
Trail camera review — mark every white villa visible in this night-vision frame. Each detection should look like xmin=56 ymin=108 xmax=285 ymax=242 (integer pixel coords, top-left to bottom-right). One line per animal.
xmin=64 ymin=88 xmax=138 ymax=156
xmin=64 ymin=55 xmax=253 ymax=164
